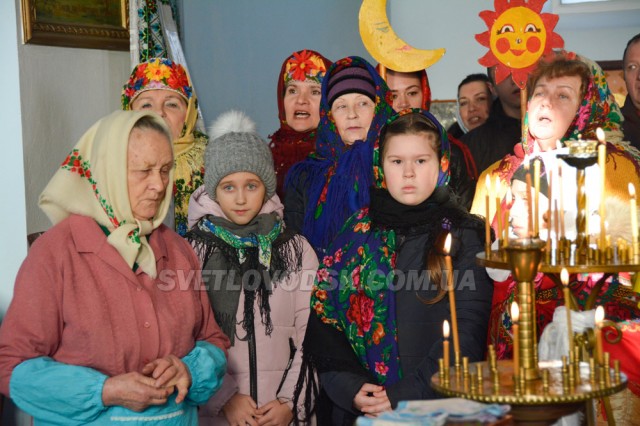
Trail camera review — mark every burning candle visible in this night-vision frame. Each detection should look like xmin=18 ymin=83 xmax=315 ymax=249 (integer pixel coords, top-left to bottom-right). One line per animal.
xmin=485 ymin=175 xmax=491 ymax=255
xmin=505 ymin=187 xmax=512 ymax=245
xmin=511 ymin=301 xmax=520 ymax=375
xmin=443 ymin=320 xmax=450 ymax=370
xmin=525 ymin=158 xmax=534 ymax=238
xmin=495 ymin=175 xmax=503 ymax=247
xmin=534 ymin=157 xmax=541 ymax=237
xmin=554 ymin=199 xmax=560 ymax=250
xmin=561 ymin=268 xmax=573 ymax=354
xmin=546 ymin=168 xmax=553 ymax=253
xmin=595 ymin=306 xmax=604 ymax=364
xmin=597 ymin=129 xmax=607 ymax=251
xmin=444 ymin=233 xmax=460 ymax=366
xmin=630 ymin=183 xmax=638 ymax=260
xmin=559 ymin=164 xmax=565 ymax=238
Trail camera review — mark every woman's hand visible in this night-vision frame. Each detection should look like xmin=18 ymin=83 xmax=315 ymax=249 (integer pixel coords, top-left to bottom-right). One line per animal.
xmin=353 ymin=383 xmax=391 ymax=417
xmin=102 ymin=372 xmax=175 ymax=412
xmin=256 ymin=399 xmax=293 ymax=426
xmin=222 ymin=393 xmax=259 ymax=426
xmin=142 ymin=355 xmax=192 ymax=403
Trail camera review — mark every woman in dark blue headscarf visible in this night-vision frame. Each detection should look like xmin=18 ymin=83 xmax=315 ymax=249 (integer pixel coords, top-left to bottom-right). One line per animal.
xmin=284 ymin=56 xmax=394 ymax=256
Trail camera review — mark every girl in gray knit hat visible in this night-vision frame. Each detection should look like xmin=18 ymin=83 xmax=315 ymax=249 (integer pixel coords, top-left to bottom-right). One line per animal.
xmin=185 ymin=110 xmax=319 ymax=426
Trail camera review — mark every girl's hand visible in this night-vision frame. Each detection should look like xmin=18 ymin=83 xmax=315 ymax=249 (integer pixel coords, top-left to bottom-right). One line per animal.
xmin=353 ymin=383 xmax=389 ymax=417
xmin=256 ymin=399 xmax=293 ymax=426
xmin=222 ymin=393 xmax=259 ymax=426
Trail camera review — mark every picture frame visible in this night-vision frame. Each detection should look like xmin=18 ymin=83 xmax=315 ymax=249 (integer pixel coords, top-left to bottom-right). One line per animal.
xmin=21 ymin=0 xmax=129 ymax=51
xmin=430 ymin=100 xmax=458 ymax=131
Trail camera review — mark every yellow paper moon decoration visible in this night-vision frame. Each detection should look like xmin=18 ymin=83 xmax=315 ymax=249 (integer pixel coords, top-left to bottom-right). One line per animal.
xmin=359 ymin=0 xmax=445 ymax=72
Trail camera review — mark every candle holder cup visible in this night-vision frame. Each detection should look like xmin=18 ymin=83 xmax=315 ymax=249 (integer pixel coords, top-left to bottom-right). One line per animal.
xmin=557 ymin=139 xmax=598 ymax=264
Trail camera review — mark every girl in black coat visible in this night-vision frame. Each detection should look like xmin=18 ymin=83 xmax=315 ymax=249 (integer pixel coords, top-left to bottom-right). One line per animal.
xmin=294 ymin=109 xmax=493 ymax=425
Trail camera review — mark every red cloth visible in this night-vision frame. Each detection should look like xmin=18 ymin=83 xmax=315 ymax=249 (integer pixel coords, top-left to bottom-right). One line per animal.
xmin=0 ymin=214 xmax=230 ymax=396
xmin=603 ymin=319 xmax=640 ymax=397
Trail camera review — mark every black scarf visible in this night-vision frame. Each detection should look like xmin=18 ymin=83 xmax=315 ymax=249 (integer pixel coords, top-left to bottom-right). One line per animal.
xmin=186 ymin=213 xmax=304 ymax=345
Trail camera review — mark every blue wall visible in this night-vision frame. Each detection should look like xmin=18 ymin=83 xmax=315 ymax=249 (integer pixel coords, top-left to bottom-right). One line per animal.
xmin=179 ymin=0 xmax=640 ymax=138
xmin=179 ymin=0 xmax=372 ymax=138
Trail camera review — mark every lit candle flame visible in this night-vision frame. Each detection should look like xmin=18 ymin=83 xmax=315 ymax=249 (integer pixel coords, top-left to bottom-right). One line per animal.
xmin=561 ymin=268 xmax=569 ymax=286
xmin=443 ymin=320 xmax=450 ymax=339
xmin=495 ymin=175 xmax=501 ymax=194
xmin=444 ymin=233 xmax=452 ymax=255
xmin=596 ymin=127 xmax=605 ymax=143
xmin=630 ymin=183 xmax=636 ymax=198
xmin=485 ymin=174 xmax=491 ymax=191
xmin=511 ymin=301 xmax=519 ymax=322
xmin=595 ymin=305 xmax=604 ymax=326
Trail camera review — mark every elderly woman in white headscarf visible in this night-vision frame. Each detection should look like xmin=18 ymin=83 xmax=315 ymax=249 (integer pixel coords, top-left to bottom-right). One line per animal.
xmin=0 ymin=110 xmax=229 ymax=425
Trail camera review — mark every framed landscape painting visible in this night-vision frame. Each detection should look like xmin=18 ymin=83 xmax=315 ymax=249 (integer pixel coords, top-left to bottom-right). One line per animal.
xmin=21 ymin=0 xmax=129 ymax=51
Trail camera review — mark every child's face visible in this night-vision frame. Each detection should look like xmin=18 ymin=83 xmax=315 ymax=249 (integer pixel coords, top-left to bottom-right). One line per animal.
xmin=510 ymin=179 xmax=550 ymax=238
xmin=382 ymin=132 xmax=439 ymax=206
xmin=331 ymin=93 xmax=375 ymax=145
xmin=215 ymin=172 xmax=266 ymax=225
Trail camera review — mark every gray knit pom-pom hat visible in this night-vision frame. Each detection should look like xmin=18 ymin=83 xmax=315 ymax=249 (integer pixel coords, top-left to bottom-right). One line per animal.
xmin=204 ymin=110 xmax=276 ymax=201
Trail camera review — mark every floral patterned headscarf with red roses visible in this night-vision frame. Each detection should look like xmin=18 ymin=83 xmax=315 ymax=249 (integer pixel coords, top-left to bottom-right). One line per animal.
xmin=309 ymin=109 xmax=451 ymax=386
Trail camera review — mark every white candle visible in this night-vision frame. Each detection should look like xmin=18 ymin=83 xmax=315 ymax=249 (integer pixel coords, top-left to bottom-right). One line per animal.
xmin=511 ymin=301 xmax=520 ymax=375
xmin=534 ymin=158 xmax=541 ymax=237
xmin=561 ymin=268 xmax=573 ymax=353
xmin=597 ymin=133 xmax=606 ymax=251
xmin=595 ymin=306 xmax=604 ymax=364
xmin=630 ymin=183 xmax=638 ymax=241
xmin=559 ymin=164 xmax=565 ymax=238
xmin=485 ymin=175 xmax=491 ymax=255
xmin=495 ymin=175 xmax=502 ymax=246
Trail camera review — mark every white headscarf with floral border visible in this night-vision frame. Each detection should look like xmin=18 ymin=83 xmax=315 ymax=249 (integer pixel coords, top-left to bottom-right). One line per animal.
xmin=39 ymin=110 xmax=174 ymax=278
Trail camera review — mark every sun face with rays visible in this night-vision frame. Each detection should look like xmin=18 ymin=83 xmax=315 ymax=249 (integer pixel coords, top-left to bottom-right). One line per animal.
xmin=476 ymin=0 xmax=564 ymax=88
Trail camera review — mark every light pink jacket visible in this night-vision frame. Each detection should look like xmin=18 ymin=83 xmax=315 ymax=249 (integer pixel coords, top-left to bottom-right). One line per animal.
xmin=188 ymin=186 xmax=318 ymax=425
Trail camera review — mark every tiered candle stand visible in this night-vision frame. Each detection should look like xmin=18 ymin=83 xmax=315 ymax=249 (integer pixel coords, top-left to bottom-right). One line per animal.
xmin=431 ymin=239 xmax=633 ymax=425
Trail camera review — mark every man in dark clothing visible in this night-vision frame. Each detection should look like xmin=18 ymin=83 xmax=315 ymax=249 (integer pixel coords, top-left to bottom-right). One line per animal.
xmin=461 ymin=67 xmax=522 ymax=175
xmin=622 ymin=33 xmax=640 ymax=149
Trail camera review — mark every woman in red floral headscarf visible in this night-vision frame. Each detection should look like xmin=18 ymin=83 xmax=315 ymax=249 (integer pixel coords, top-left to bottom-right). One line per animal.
xmin=268 ymin=50 xmax=332 ymax=198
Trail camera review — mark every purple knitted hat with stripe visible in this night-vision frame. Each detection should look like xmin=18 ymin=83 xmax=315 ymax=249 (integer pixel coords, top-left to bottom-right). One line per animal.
xmin=326 ymin=66 xmax=376 ymax=107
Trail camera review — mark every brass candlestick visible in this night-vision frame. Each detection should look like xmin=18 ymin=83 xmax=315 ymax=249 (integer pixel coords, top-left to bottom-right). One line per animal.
xmin=505 ymin=237 xmax=544 ymax=380
xmin=557 ymin=139 xmax=598 ymax=264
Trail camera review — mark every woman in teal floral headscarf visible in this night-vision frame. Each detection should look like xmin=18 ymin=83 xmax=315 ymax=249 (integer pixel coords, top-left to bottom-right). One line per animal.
xmin=293 ymin=110 xmax=492 ymax=426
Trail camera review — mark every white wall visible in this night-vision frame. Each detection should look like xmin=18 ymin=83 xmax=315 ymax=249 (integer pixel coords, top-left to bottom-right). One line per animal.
xmin=1 ymin=0 xmax=27 ymax=323
xmin=20 ymin=44 xmax=130 ymax=233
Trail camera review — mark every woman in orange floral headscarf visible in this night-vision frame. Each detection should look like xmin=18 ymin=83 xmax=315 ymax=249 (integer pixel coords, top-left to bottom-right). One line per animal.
xmin=268 ymin=50 xmax=332 ymax=198
xmin=122 ymin=57 xmax=207 ymax=236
